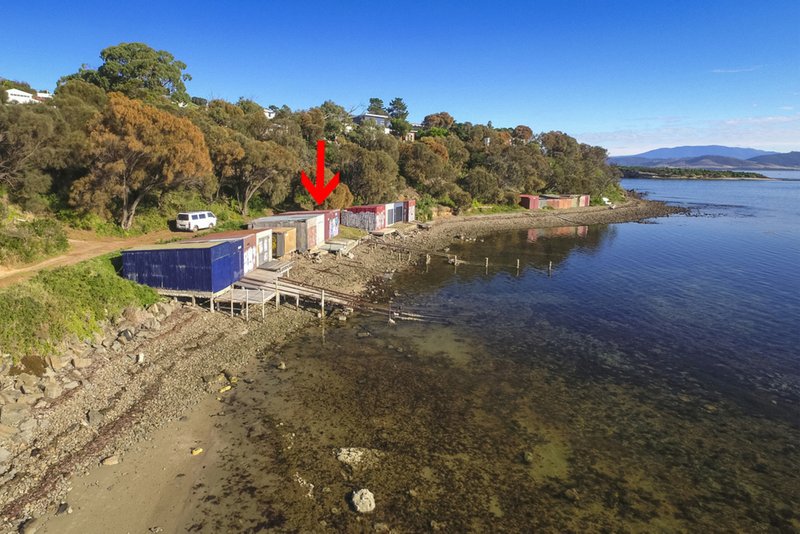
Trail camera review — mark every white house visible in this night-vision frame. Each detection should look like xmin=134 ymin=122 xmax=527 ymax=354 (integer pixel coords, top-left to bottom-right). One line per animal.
xmin=5 ymin=88 xmax=36 ymax=104
xmin=353 ymin=113 xmax=392 ymax=135
xmin=34 ymin=91 xmax=52 ymax=101
xmin=263 ymin=108 xmax=276 ymax=120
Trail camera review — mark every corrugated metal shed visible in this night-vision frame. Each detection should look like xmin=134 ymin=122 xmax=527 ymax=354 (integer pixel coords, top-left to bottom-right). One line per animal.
xmin=122 ymin=241 xmax=243 ymax=293
xmin=519 ymin=195 xmax=539 ymax=210
xmin=189 ymin=234 xmax=258 ymax=273
xmin=190 ymin=228 xmax=273 ymax=266
xmin=341 ymin=204 xmax=386 ymax=232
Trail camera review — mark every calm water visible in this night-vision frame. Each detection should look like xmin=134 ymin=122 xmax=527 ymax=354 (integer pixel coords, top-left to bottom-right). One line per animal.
xmin=198 ymin=176 xmax=800 ymax=532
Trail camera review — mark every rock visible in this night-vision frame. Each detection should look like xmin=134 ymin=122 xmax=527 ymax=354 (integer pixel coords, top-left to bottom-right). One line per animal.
xmin=56 ymin=502 xmax=70 ymax=515
xmin=86 ymin=409 xmax=104 ymax=426
xmin=19 ymin=517 xmax=39 ymax=534
xmin=0 ymin=403 xmax=30 ymax=426
xmin=337 ymin=315 xmax=347 ymax=322
xmin=19 ymin=419 xmax=37 ymax=433
xmin=0 ymin=446 xmax=11 ymax=463
xmin=63 ymin=381 xmax=80 ymax=391
xmin=46 ymin=354 xmax=67 ymax=371
xmin=0 ymin=424 xmax=18 ymax=439
xmin=101 ymin=455 xmax=119 ymax=466
xmin=357 ymin=331 xmax=371 ymax=338
xmin=123 ymin=306 xmax=152 ymax=325
xmin=142 ymin=318 xmax=161 ymax=331
xmin=277 ymin=361 xmax=287 ymax=370
xmin=350 ymin=489 xmax=375 ymax=513
xmin=118 ymin=329 xmax=135 ymax=341
xmin=71 ymin=357 xmax=92 ymax=369
xmin=136 ymin=352 xmax=145 ymax=364
xmin=43 ymin=383 xmax=62 ymax=400
xmin=522 ymin=451 xmax=534 ymax=465
xmin=564 ymin=488 xmax=580 ymax=502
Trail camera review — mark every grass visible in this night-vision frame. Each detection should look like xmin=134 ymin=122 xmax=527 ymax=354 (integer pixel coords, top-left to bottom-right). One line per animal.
xmin=337 ymin=225 xmax=368 ymax=240
xmin=463 ymin=203 xmax=525 ymax=216
xmin=0 ymin=253 xmax=158 ymax=363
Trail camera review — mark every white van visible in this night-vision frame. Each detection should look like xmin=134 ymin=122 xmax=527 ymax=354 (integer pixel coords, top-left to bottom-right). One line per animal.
xmin=176 ymin=211 xmax=217 ymax=231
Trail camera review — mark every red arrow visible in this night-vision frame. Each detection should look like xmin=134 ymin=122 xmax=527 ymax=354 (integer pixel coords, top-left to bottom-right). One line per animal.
xmin=301 ymin=140 xmax=340 ymax=205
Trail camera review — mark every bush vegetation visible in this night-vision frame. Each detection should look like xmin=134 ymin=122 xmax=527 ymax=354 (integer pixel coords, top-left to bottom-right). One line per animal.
xmin=0 ymin=253 xmax=158 ymax=361
xmin=0 ymin=217 xmax=69 ymax=265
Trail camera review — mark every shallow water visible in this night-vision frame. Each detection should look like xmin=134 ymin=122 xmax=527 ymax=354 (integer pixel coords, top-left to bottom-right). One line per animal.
xmin=191 ymin=178 xmax=800 ymax=532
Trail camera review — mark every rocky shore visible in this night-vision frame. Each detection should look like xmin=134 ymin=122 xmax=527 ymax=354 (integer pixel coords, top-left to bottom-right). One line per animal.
xmin=0 ymin=197 xmax=684 ymax=532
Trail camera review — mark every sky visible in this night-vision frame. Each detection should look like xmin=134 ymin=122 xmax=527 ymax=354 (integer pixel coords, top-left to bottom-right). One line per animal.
xmin=2 ymin=0 xmax=799 ymax=155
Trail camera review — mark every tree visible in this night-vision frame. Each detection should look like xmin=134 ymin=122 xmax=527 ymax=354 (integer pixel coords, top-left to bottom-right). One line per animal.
xmin=0 ymin=89 xmax=6 ymax=105
xmin=225 ymin=136 xmax=297 ymax=216
xmin=422 ymin=112 xmax=455 ymax=130
xmin=512 ymin=125 xmax=533 ymax=144
xmin=399 ymin=141 xmax=457 ymax=197
xmin=368 ymin=97 xmax=386 ymax=115
xmin=322 ymin=182 xmax=354 ymax=210
xmin=0 ymin=104 xmax=65 ymax=210
xmin=463 ymin=166 xmax=500 ymax=202
xmin=71 ymin=93 xmax=213 ymax=229
xmin=340 ymin=143 xmax=403 ymax=203
xmin=191 ymin=96 xmax=208 ymax=107
xmin=60 ymin=42 xmax=192 ymax=103
xmin=318 ymin=100 xmax=353 ymax=140
xmin=390 ymin=117 xmax=412 ymax=139
xmin=387 ymin=97 xmax=409 ymax=120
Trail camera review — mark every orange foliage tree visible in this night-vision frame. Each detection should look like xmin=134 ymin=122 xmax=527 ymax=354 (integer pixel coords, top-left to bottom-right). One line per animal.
xmin=71 ymin=93 xmax=213 ymax=229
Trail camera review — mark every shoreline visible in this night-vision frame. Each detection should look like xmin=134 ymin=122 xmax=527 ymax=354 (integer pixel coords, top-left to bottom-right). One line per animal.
xmin=0 ymin=197 xmax=685 ymax=532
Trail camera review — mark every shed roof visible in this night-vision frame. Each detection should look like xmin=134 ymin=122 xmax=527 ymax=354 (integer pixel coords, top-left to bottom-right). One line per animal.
xmin=124 ymin=242 xmax=221 ymax=252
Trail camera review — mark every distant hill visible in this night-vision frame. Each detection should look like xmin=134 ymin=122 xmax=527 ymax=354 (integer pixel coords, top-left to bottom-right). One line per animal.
xmin=608 ymin=146 xmax=799 ymax=169
xmin=631 ymin=145 xmax=777 ymax=160
xmin=747 ymin=151 xmax=800 ymax=166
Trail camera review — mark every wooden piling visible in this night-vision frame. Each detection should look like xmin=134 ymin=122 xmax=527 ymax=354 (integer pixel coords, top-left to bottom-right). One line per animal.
xmin=321 ymin=289 xmax=325 ymax=317
xmin=485 ymin=257 xmax=489 ymax=274
xmin=261 ymin=289 xmax=265 ymax=319
xmin=275 ymin=279 xmax=279 ymax=309
xmin=245 ymin=288 xmax=249 ymax=321
xmin=210 ymin=295 xmax=214 ymax=313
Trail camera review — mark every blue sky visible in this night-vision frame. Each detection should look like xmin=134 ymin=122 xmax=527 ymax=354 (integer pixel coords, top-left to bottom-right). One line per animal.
xmin=2 ymin=0 xmax=798 ymax=155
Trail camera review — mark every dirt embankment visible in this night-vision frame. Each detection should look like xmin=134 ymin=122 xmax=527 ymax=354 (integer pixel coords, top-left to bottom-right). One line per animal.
xmin=0 ymin=198 xmax=683 ymax=532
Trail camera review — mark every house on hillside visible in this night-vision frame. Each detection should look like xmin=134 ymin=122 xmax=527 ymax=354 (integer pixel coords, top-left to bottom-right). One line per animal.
xmin=34 ymin=91 xmax=52 ymax=102
xmin=5 ymin=88 xmax=36 ymax=104
xmin=353 ymin=112 xmax=392 ymax=135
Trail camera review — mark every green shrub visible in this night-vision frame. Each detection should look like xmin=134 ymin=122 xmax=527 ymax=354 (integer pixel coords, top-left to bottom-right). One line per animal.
xmin=0 ymin=253 xmax=158 ymax=362
xmin=0 ymin=218 xmax=69 ymax=265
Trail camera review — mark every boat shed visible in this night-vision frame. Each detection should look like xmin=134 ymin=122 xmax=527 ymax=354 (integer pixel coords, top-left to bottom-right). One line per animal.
xmin=281 ymin=209 xmax=340 ymax=241
xmin=404 ymin=199 xmax=416 ymax=222
xmin=189 ymin=228 xmax=273 ymax=271
xmin=249 ymin=213 xmax=324 ymax=252
xmin=122 ymin=241 xmax=244 ymax=294
xmin=519 ymin=195 xmax=540 ymax=210
xmin=341 ymin=204 xmax=387 ymax=232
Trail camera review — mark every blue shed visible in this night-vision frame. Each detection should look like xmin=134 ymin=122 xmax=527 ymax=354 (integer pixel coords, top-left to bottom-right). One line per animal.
xmin=122 ymin=241 xmax=244 ymax=294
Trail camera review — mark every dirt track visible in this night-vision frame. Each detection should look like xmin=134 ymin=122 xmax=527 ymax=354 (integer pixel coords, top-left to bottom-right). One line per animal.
xmin=0 ymin=229 xmax=186 ymax=288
